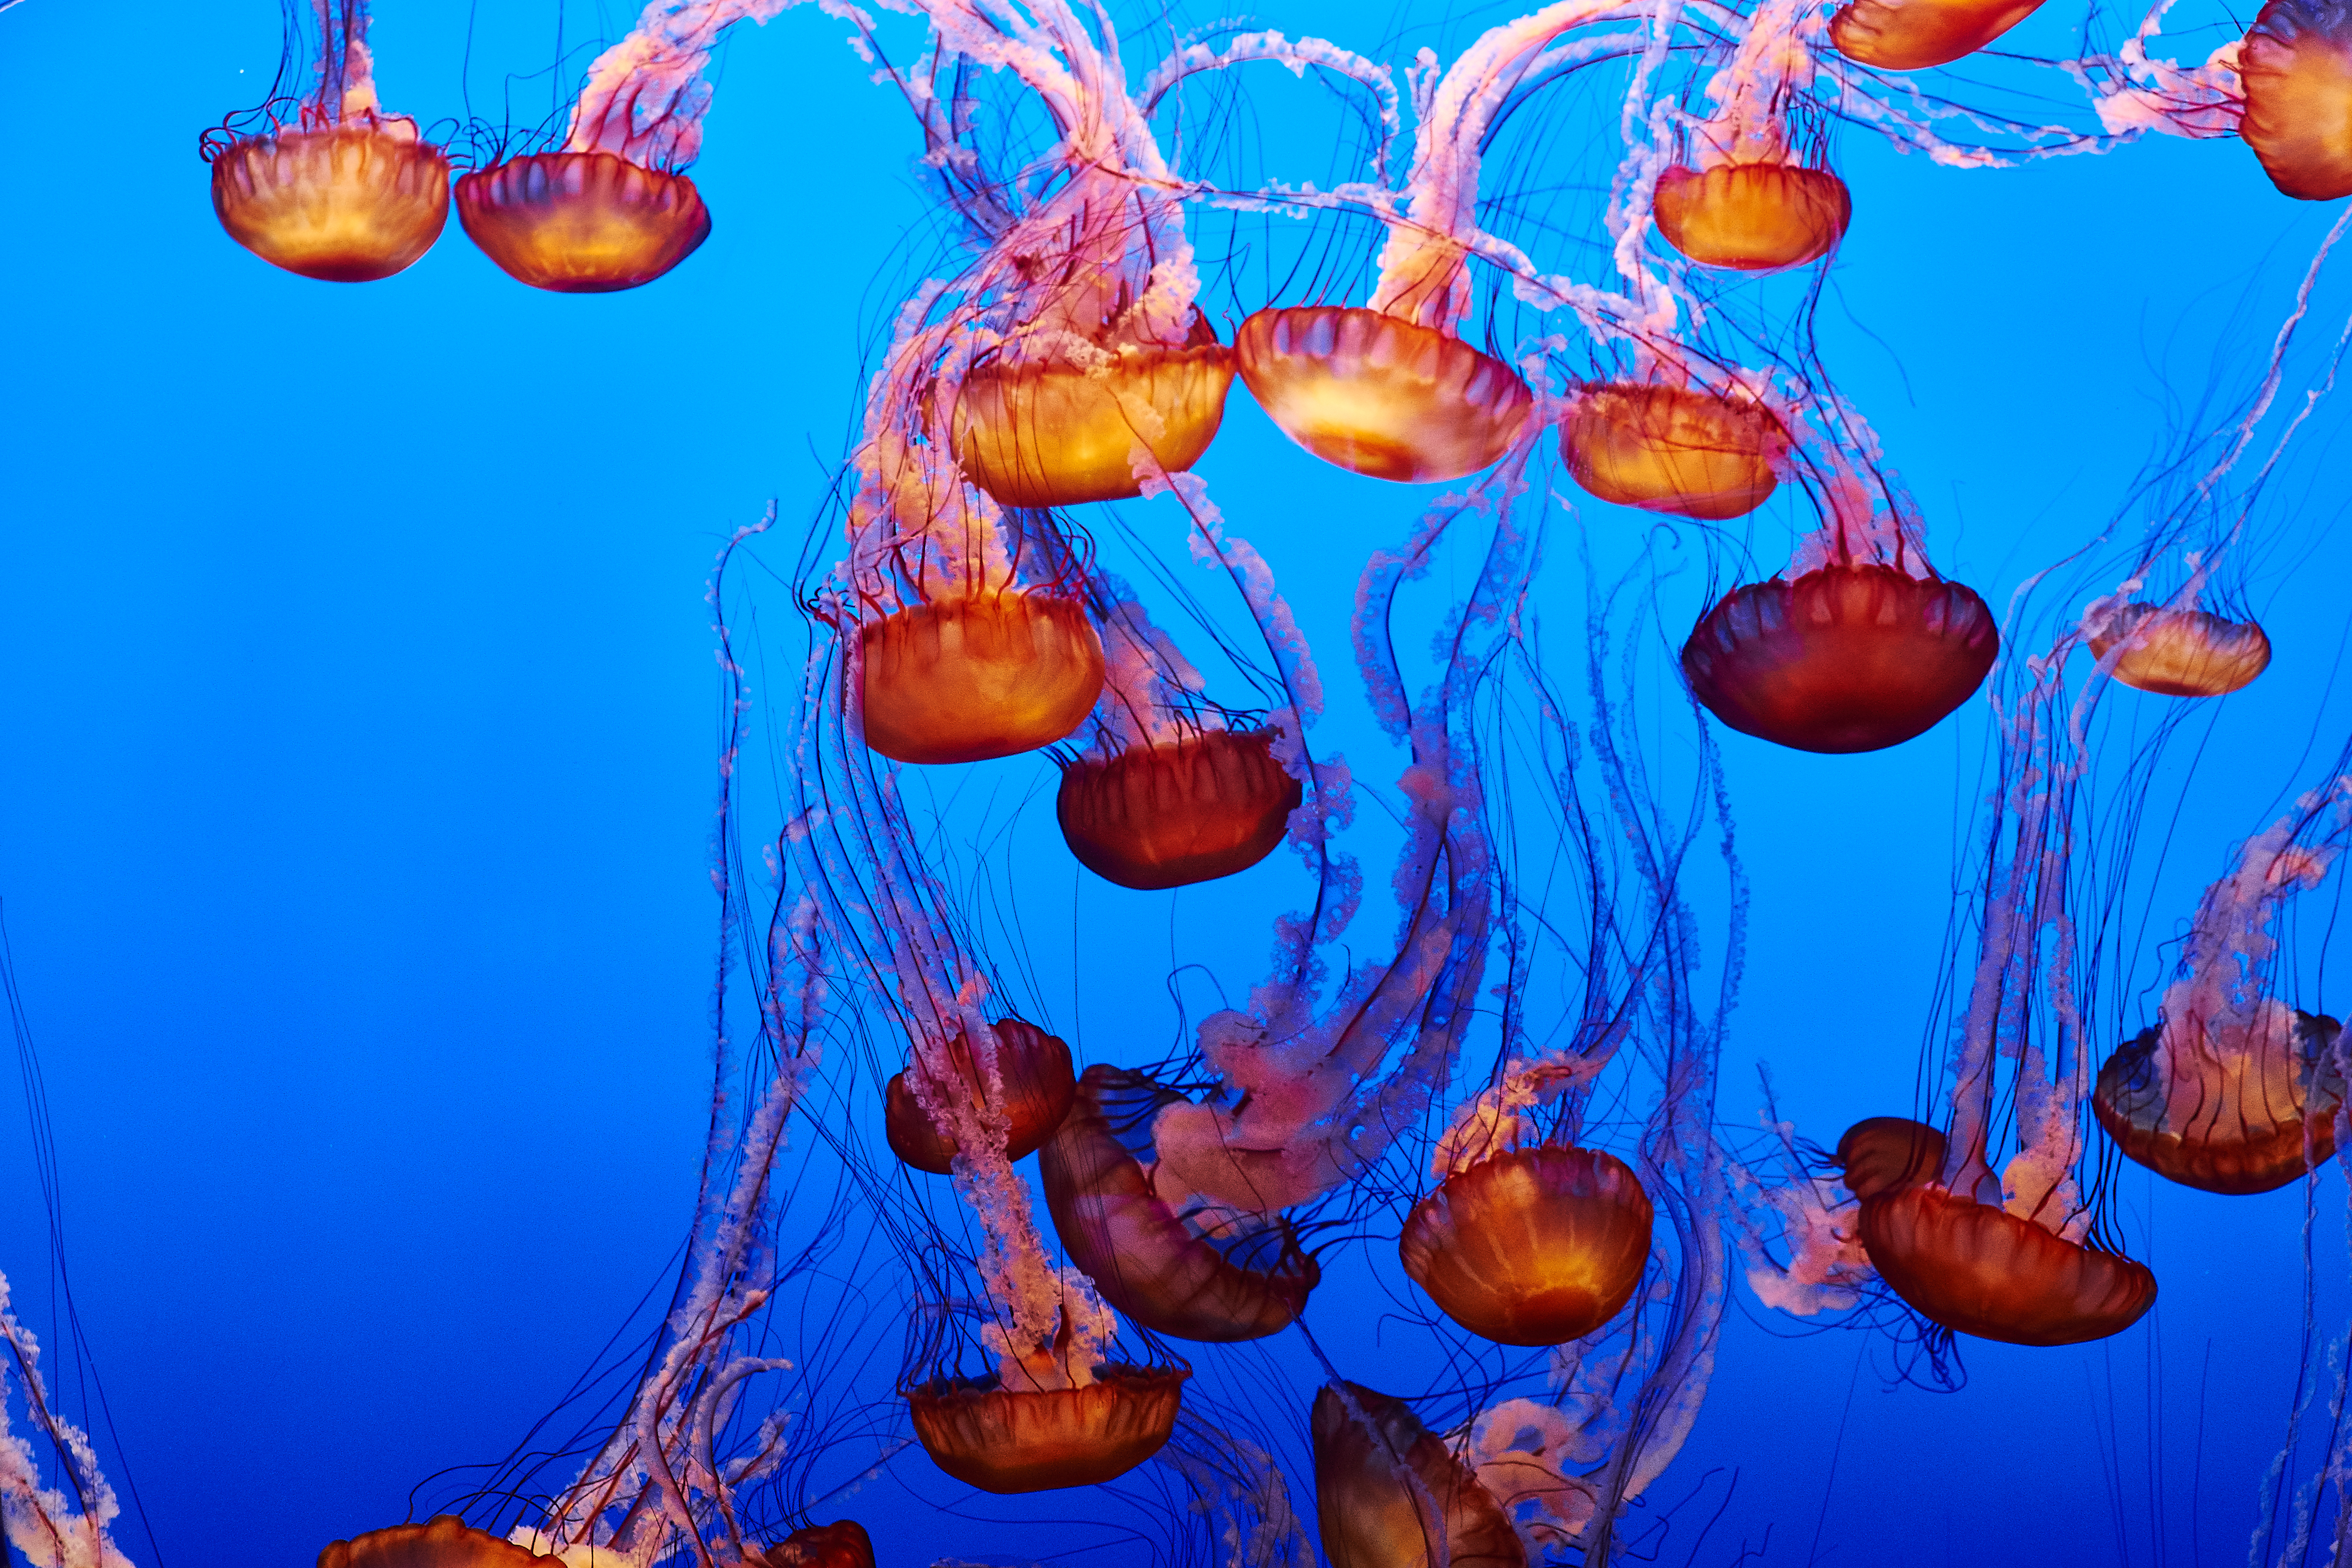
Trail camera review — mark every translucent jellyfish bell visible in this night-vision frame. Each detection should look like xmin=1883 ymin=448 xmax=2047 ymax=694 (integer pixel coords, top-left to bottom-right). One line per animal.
xmin=884 ymin=1020 xmax=1077 ymax=1174
xmin=1828 ymin=0 xmax=2048 ymax=69
xmin=1651 ymin=163 xmax=1852 ymax=271
xmin=859 ymin=592 xmax=1106 ymax=765
xmin=456 ymin=152 xmax=712 ymax=292
xmin=1857 ymin=1187 xmax=2158 ymax=1345
xmin=319 ymin=1516 xmax=558 ymax=1566
xmin=1561 ymin=384 xmax=1787 ymax=520
xmin=2088 ymin=603 xmax=2273 ymax=696
xmin=212 ymin=122 xmax=450 ymax=282
xmin=2093 ymin=1010 xmax=2344 ymax=1194
xmin=905 ymin=1365 xmax=1188 ymax=1492
xmin=1056 ymin=728 xmax=1302 ymax=890
xmin=2240 ymin=0 xmax=2352 ymax=201
xmin=1312 ymin=1382 xmax=1523 ymax=1568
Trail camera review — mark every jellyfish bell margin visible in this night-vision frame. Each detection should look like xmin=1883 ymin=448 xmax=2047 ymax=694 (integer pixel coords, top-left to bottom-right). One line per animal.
xmin=1398 ymin=1146 xmax=1653 ymax=1347
xmin=2092 ymin=1011 xmax=2345 ymax=1195
xmin=318 ymin=1516 xmax=556 ymax=1567
xmin=884 ymin=1019 xmax=1078 ymax=1175
xmin=1560 ymin=383 xmax=1788 ymax=521
xmin=1681 ymin=563 xmax=2000 ymax=754
xmin=2239 ymin=0 xmax=2352 ymax=201
xmin=1056 ymin=727 xmax=1304 ymax=890
xmin=1651 ymin=162 xmax=1853 ymax=272
xmin=904 ymin=1363 xmax=1188 ymax=1493
xmin=1233 ymin=306 xmax=1535 ymax=483
xmin=1040 ymin=1065 xmax=1320 ymax=1340
xmin=1827 ymin=0 xmax=2046 ymax=70
xmin=455 ymin=151 xmax=712 ymax=293
xmin=1313 ymin=1382 xmax=1522 ymax=1568
xmin=858 ymin=591 xmax=1107 ymax=765
xmin=1857 ymin=1185 xmax=2158 ymax=1346
xmin=210 ymin=118 xmax=451 ymax=283
xmin=2087 ymin=602 xmax=2273 ymax=697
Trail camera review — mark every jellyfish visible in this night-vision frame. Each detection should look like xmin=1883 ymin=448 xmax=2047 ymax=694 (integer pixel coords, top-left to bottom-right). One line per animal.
xmin=1829 ymin=0 xmax=2046 ymax=71
xmin=458 ymin=0 xmax=795 ymax=291
xmin=319 ymin=1518 xmax=556 ymax=1566
xmin=1650 ymin=0 xmax=1852 ymax=272
xmin=2084 ymin=601 xmax=2273 ymax=696
xmin=1056 ymin=727 xmax=1302 ymax=889
xmin=1311 ymin=1383 xmax=1523 ymax=1568
xmin=885 ymin=1018 xmax=1076 ymax=1174
xmin=201 ymin=2 xmax=449 ymax=282
xmin=1559 ymin=382 xmax=1789 ymax=520
xmin=1679 ymin=434 xmax=1997 ymax=753
xmin=760 ymin=1520 xmax=874 ymax=1568
xmin=2240 ymin=0 xmax=2352 ymax=201
xmin=2091 ymin=782 xmax=2352 ymax=1194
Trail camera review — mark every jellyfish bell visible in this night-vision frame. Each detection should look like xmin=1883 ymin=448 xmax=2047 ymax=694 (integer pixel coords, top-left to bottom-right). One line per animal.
xmin=2092 ymin=1009 xmax=2345 ymax=1194
xmin=1651 ymin=162 xmax=1852 ymax=272
xmin=1560 ymin=383 xmax=1787 ymax=520
xmin=905 ymin=1363 xmax=1188 ymax=1493
xmin=1835 ymin=1117 xmax=1948 ymax=1200
xmin=1856 ymin=1185 xmax=2157 ymax=1345
xmin=885 ymin=1019 xmax=1078 ymax=1174
xmin=2239 ymin=0 xmax=2352 ymax=201
xmin=1056 ymin=726 xmax=1303 ymax=890
xmin=1312 ymin=1382 xmax=1522 ymax=1568
xmin=763 ymin=1520 xmax=876 ymax=1568
xmin=2086 ymin=601 xmax=2273 ymax=697
xmin=455 ymin=152 xmax=711 ymax=293
xmin=1040 ymin=1065 xmax=1319 ymax=1341
xmin=1232 ymin=306 xmax=1535 ymax=484
xmin=318 ymin=1517 xmax=557 ymax=1567
xmin=1398 ymin=1146 xmax=1652 ymax=1347
xmin=211 ymin=118 xmax=451 ymax=283
xmin=947 ymin=313 xmax=1237 ymax=508
xmin=1681 ymin=562 xmax=1999 ymax=753
xmin=1827 ymin=0 xmax=2046 ymax=70
xmin=858 ymin=591 xmax=1107 ymax=765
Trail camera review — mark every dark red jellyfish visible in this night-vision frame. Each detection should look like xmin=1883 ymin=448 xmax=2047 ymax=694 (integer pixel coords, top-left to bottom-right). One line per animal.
xmin=859 ymin=591 xmax=1106 ymax=764
xmin=906 ymin=1362 xmax=1188 ymax=1493
xmin=1560 ymin=383 xmax=1788 ymax=520
xmin=319 ymin=1517 xmax=558 ymax=1567
xmin=1039 ymin=1065 xmax=1319 ymax=1340
xmin=1829 ymin=0 xmax=2047 ymax=70
xmin=1855 ymin=1180 xmax=2158 ymax=1345
xmin=1312 ymin=1382 xmax=1523 ymax=1568
xmin=2239 ymin=0 xmax=2352 ymax=201
xmin=884 ymin=1018 xmax=1077 ymax=1174
xmin=1056 ymin=727 xmax=1302 ymax=889
xmin=1835 ymin=1117 xmax=1947 ymax=1200
xmin=2087 ymin=602 xmax=2272 ymax=696
xmin=1682 ymin=561 xmax=1999 ymax=753
xmin=203 ymin=3 xmax=449 ymax=283
xmin=763 ymin=1520 xmax=876 ymax=1568
xmin=1398 ymin=1146 xmax=1652 ymax=1346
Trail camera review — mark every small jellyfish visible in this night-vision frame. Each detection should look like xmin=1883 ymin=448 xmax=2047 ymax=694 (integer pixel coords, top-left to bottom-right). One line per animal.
xmin=1397 ymin=1146 xmax=1653 ymax=1347
xmin=1828 ymin=0 xmax=2047 ymax=71
xmin=318 ymin=1516 xmax=556 ymax=1566
xmin=1855 ymin=1182 xmax=2158 ymax=1345
xmin=2239 ymin=0 xmax=2352 ymax=201
xmin=1039 ymin=1066 xmax=1319 ymax=1340
xmin=1312 ymin=1383 xmax=1523 ymax=1568
xmin=884 ymin=1018 xmax=1077 ymax=1174
xmin=763 ymin=1520 xmax=876 ymax=1568
xmin=859 ymin=591 xmax=1106 ymax=764
xmin=1834 ymin=1117 xmax=1947 ymax=1199
xmin=1681 ymin=561 xmax=1998 ymax=753
xmin=1056 ymin=726 xmax=1302 ymax=889
xmin=2086 ymin=601 xmax=2273 ymax=696
xmin=203 ymin=2 xmax=450 ymax=282
xmin=1559 ymin=382 xmax=1788 ymax=519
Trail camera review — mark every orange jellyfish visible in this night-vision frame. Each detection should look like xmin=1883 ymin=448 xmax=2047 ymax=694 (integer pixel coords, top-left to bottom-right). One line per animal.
xmin=1855 ymin=1180 xmax=2158 ymax=1345
xmin=2087 ymin=601 xmax=2272 ymax=696
xmin=456 ymin=1 xmax=783 ymax=290
xmin=1398 ymin=1146 xmax=1652 ymax=1346
xmin=764 ymin=1520 xmax=876 ymax=1568
xmin=1056 ymin=727 xmax=1302 ymax=889
xmin=319 ymin=1517 xmax=558 ymax=1566
xmin=1829 ymin=0 xmax=2046 ymax=70
xmin=885 ymin=1018 xmax=1077 ymax=1174
xmin=1560 ymin=382 xmax=1789 ymax=519
xmin=1312 ymin=1382 xmax=1522 ymax=1568
xmin=203 ymin=2 xmax=449 ymax=283
xmin=2239 ymin=0 xmax=2352 ymax=201
xmin=1682 ymin=560 xmax=1998 ymax=753
xmin=1039 ymin=1066 xmax=1319 ymax=1340
xmin=859 ymin=590 xmax=1106 ymax=764
xmin=906 ymin=1359 xmax=1188 ymax=1493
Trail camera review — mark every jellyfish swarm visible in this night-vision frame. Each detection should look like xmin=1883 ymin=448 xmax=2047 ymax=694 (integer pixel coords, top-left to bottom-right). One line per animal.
xmin=1682 ymin=561 xmax=1998 ymax=753
xmin=319 ymin=1516 xmax=558 ymax=1566
xmin=2088 ymin=602 xmax=2273 ymax=696
xmin=1314 ymin=1384 xmax=1523 ymax=1568
xmin=859 ymin=591 xmax=1106 ymax=764
xmin=2095 ymin=1011 xmax=2344 ymax=1193
xmin=1561 ymin=383 xmax=1788 ymax=519
xmin=1399 ymin=1146 xmax=1653 ymax=1345
xmin=764 ymin=1520 xmax=876 ymax=1568
xmin=205 ymin=3 xmax=449 ymax=282
xmin=1057 ymin=727 xmax=1302 ymax=889
xmin=1040 ymin=1066 xmax=1319 ymax=1340
xmin=1829 ymin=0 xmax=2046 ymax=70
xmin=884 ymin=1019 xmax=1077 ymax=1174
xmin=2239 ymin=0 xmax=2352 ymax=200
xmin=949 ymin=309 xmax=1236 ymax=508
